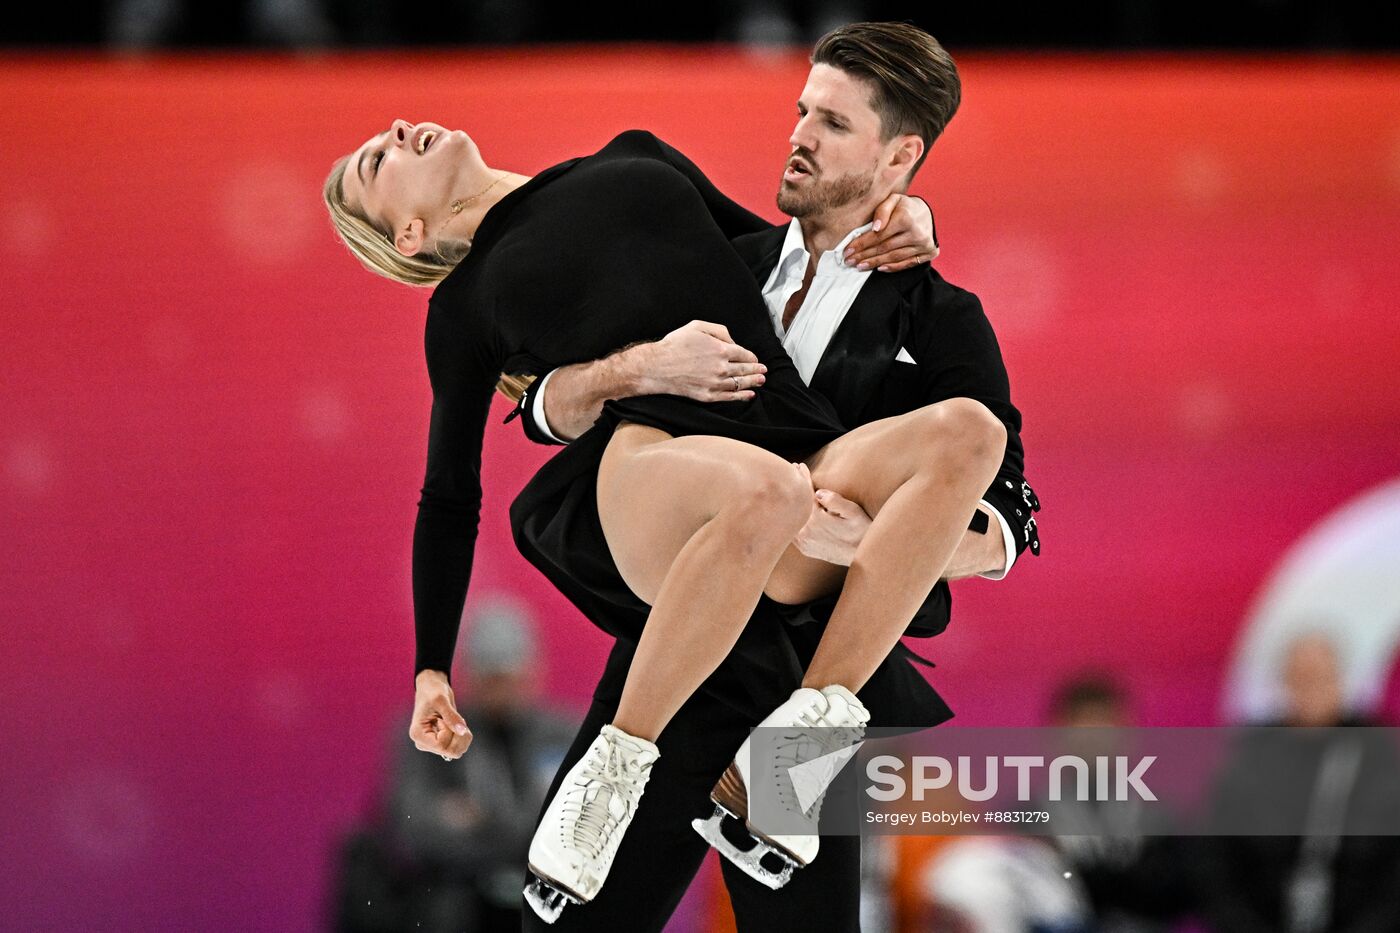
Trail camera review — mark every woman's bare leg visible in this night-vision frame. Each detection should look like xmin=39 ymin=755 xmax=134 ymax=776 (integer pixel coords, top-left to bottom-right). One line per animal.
xmin=765 ymin=397 xmax=1007 ymax=693
xmin=596 ymin=423 xmax=815 ymax=742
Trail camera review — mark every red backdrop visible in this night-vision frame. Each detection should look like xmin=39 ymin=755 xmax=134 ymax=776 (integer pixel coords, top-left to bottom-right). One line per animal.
xmin=2 ymin=49 xmax=1398 ymax=930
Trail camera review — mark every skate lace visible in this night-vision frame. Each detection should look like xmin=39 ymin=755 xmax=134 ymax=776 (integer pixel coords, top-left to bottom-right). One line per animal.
xmin=564 ymin=740 xmax=647 ymax=860
xmin=771 ymin=707 xmax=866 ymax=823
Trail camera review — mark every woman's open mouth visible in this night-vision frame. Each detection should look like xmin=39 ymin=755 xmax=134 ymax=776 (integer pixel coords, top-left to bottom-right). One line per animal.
xmin=415 ymin=129 xmax=438 ymax=154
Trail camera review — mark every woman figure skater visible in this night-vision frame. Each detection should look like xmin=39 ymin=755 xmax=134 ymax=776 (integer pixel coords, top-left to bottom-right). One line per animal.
xmin=323 ymin=120 xmax=1005 ymax=919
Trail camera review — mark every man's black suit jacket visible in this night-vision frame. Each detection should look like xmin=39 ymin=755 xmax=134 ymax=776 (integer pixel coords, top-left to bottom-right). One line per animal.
xmin=726 ymin=223 xmax=1041 ymax=633
xmin=515 ymin=219 xmax=1039 ymax=730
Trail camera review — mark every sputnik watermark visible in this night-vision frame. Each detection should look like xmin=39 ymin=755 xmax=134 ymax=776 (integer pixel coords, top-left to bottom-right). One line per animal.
xmin=744 ymin=726 xmax=1400 ymax=837
xmin=865 ymin=754 xmax=1157 ymax=802
xmin=866 ymin=809 xmax=1024 ymax=826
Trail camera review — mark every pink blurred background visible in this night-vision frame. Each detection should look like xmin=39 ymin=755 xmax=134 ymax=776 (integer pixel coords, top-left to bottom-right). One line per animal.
xmin=2 ymin=49 xmax=1398 ymax=930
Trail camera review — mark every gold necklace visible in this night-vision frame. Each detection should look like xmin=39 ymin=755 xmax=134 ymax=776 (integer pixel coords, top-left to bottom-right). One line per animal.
xmin=449 ymin=171 xmax=508 ymax=215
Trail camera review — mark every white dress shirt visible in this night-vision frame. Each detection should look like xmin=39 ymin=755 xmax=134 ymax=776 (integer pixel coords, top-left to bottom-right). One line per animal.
xmin=533 ymin=217 xmax=1016 ymax=579
xmin=764 ymin=220 xmax=875 ymax=382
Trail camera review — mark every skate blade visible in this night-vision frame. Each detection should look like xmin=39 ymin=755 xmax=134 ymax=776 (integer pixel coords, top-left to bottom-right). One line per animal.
xmin=523 ymin=871 xmax=585 ymax=924
xmin=691 ymin=806 xmax=799 ymax=890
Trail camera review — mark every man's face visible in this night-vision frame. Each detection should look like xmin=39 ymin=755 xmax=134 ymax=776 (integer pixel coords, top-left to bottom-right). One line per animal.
xmin=777 ymin=64 xmax=889 ymax=218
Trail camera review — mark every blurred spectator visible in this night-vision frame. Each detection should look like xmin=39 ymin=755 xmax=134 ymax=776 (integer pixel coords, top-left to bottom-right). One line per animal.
xmin=1196 ymin=632 xmax=1400 ymax=933
xmin=1380 ymin=650 xmax=1400 ymax=726
xmin=918 ymin=835 xmax=1091 ymax=933
xmin=902 ymin=737 xmax=1092 ymax=932
xmin=10 ymin=1 xmax=1391 ymax=48
xmin=1040 ymin=673 xmax=1195 ymax=933
xmin=335 ymin=0 xmax=543 ymax=46
xmin=1281 ymin=633 xmax=1352 ymax=727
xmin=716 ymin=1 xmax=872 ymax=46
xmin=106 ymin=0 xmax=335 ymax=48
xmin=1049 ymin=674 xmax=1126 ymax=729
xmin=333 ymin=597 xmax=578 ymax=932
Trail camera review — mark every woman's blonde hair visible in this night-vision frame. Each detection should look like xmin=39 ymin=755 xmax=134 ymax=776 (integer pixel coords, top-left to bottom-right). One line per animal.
xmin=322 ymin=155 xmax=533 ymax=404
xmin=322 ymin=155 xmax=470 ymax=288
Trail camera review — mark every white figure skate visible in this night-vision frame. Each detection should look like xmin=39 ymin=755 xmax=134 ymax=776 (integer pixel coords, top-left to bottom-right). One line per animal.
xmin=692 ymin=684 xmax=869 ymax=889
xmin=524 ymin=723 xmax=660 ymax=923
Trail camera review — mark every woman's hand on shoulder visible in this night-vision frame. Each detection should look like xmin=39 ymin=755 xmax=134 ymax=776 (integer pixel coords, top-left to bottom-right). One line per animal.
xmin=844 ymin=193 xmax=939 ymax=272
xmin=410 ymin=669 xmax=473 ymax=760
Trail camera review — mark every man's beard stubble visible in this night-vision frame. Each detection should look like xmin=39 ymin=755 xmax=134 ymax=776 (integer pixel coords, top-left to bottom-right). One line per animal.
xmin=776 ymin=169 xmax=875 ymax=219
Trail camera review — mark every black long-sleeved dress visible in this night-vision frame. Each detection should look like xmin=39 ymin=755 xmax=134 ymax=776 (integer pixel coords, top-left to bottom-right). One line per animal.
xmin=412 ymin=130 xmax=844 ymax=680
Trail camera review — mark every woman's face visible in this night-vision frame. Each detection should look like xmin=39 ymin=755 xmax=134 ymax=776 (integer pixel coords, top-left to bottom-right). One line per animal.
xmin=341 ymin=119 xmax=477 ymax=252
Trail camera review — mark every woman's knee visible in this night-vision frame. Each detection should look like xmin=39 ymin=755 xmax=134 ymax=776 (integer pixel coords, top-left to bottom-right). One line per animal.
xmin=912 ymin=399 xmax=1007 ymax=468
xmin=719 ymin=458 xmax=812 ymax=538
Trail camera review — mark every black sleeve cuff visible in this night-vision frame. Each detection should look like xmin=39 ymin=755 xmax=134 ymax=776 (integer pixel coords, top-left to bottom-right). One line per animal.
xmin=504 ymin=374 xmax=566 ymax=447
xmin=982 ymin=474 xmax=1042 ymax=558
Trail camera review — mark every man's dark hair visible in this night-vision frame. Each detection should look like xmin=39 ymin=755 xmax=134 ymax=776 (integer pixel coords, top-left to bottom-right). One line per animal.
xmin=811 ymin=21 xmax=961 ymax=180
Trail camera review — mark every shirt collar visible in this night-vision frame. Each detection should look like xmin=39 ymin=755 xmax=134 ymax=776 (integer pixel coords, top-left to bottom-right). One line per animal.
xmin=776 ymin=218 xmax=877 ymax=276
xmin=834 ymin=222 xmax=875 ymax=256
xmin=776 ymin=218 xmax=807 ymax=276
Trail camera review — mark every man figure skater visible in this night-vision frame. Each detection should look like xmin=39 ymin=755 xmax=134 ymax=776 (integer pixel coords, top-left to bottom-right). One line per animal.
xmin=514 ymin=21 xmax=1040 ymax=931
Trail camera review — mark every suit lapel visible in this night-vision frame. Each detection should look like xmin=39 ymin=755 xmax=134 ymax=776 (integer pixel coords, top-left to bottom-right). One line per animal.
xmin=731 ymin=226 xmax=786 ymax=283
xmin=809 ymin=271 xmax=911 ymax=426
xmin=730 ymin=226 xmax=915 ymax=427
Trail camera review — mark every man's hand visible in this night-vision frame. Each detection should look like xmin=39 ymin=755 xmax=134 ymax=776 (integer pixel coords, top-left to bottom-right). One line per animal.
xmin=843 ymin=193 xmax=939 ymax=272
xmin=409 ymin=669 xmax=472 ymax=761
xmin=633 ymin=320 xmax=767 ymax=401
xmin=793 ymin=491 xmax=1009 ymax=579
xmin=536 ymin=321 xmax=767 ymax=442
xmin=793 ymin=488 xmax=872 ymax=566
